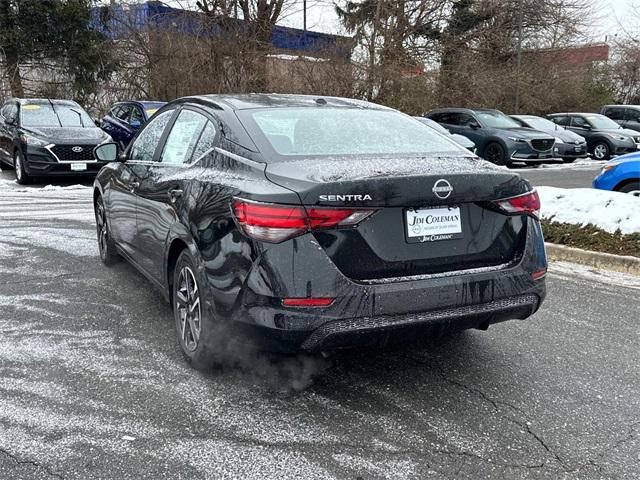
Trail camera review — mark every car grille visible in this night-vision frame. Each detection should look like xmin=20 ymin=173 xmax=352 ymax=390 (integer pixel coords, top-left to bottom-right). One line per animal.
xmin=49 ymin=144 xmax=96 ymax=161
xmin=530 ymin=139 xmax=554 ymax=151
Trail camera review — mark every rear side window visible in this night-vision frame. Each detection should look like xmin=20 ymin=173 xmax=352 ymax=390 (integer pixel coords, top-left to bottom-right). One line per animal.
xmin=130 ymin=106 xmax=144 ymax=125
xmin=604 ymin=108 xmax=624 ymax=120
xmin=129 ymin=110 xmax=174 ymax=162
xmin=550 ymin=116 xmax=569 ymax=126
xmin=570 ymin=116 xmax=589 ymax=128
xmin=626 ymin=108 xmax=640 ymax=121
xmin=160 ymin=109 xmax=209 ymax=165
xmin=191 ymin=121 xmax=217 ymax=161
xmin=116 ymin=105 xmax=131 ymax=121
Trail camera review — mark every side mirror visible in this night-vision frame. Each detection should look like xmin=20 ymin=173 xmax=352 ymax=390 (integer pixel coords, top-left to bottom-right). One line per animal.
xmin=93 ymin=117 xmax=101 ymax=127
xmin=469 ymin=122 xmax=481 ymax=130
xmin=5 ymin=116 xmax=16 ymax=126
xmin=94 ymin=142 xmax=121 ymax=162
xmin=130 ymin=119 xmax=141 ymax=128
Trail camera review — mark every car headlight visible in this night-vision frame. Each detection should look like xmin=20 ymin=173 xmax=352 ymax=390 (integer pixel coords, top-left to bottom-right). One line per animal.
xmin=19 ymin=134 xmax=49 ymax=146
xmin=606 ymin=133 xmax=631 ymax=142
xmin=554 ymin=137 xmax=564 ymax=144
xmin=601 ymin=162 xmax=619 ymax=173
xmin=507 ymin=137 xmax=527 ymax=143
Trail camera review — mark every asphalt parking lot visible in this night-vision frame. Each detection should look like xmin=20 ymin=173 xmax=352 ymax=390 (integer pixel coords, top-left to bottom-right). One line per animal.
xmin=0 ymin=169 xmax=638 ymax=480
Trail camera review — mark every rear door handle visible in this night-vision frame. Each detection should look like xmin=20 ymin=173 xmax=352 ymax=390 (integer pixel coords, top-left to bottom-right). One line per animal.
xmin=168 ymin=188 xmax=183 ymax=203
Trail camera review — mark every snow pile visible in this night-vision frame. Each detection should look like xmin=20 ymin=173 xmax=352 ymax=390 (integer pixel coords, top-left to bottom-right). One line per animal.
xmin=538 ymin=186 xmax=640 ymax=234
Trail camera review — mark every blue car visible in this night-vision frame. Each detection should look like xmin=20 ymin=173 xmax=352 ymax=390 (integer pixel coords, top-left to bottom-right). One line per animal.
xmin=100 ymin=101 xmax=166 ymax=148
xmin=593 ymin=152 xmax=640 ymax=196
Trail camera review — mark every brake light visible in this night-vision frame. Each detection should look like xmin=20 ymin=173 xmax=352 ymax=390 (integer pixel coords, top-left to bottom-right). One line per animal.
xmin=494 ymin=190 xmax=541 ymax=218
xmin=282 ymin=297 xmax=335 ymax=307
xmin=232 ymin=199 xmax=377 ymax=243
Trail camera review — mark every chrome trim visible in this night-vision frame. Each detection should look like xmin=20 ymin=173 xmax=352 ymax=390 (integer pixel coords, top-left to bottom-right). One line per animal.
xmin=44 ymin=144 xmax=98 ymax=164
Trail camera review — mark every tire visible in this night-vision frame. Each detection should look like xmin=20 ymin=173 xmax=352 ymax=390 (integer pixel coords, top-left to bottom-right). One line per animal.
xmin=173 ymin=250 xmax=217 ymax=370
xmin=592 ymin=141 xmax=610 ymax=160
xmin=561 ymin=158 xmax=576 ymax=164
xmin=618 ymin=181 xmax=640 ymax=197
xmin=483 ymin=142 xmax=507 ymax=166
xmin=94 ymin=195 xmax=119 ymax=266
xmin=14 ymin=150 xmax=31 ymax=184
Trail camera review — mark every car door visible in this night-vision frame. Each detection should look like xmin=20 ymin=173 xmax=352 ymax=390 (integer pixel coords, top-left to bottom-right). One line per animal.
xmin=0 ymin=102 xmax=16 ymax=164
xmin=568 ymin=115 xmax=594 ymax=143
xmin=107 ymin=108 xmax=176 ymax=260
xmin=624 ymin=108 xmax=640 ymax=132
xmin=134 ymin=106 xmax=218 ymax=282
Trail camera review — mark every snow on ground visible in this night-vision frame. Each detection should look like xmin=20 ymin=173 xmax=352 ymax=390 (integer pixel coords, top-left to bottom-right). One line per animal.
xmin=538 ymin=186 xmax=640 ymax=234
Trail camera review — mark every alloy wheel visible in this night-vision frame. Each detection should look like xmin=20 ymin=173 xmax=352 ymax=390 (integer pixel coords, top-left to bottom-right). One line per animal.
xmin=176 ymin=266 xmax=201 ymax=352
xmin=14 ymin=154 xmax=22 ymax=182
xmin=95 ymin=200 xmax=108 ymax=259
xmin=593 ymin=144 xmax=608 ymax=160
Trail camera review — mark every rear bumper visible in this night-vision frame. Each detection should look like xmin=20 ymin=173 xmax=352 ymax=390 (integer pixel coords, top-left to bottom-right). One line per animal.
xmin=214 ymin=218 xmax=548 ymax=353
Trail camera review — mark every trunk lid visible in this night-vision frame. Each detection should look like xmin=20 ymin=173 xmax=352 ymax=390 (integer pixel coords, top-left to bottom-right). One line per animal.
xmin=265 ymin=155 xmax=532 ymax=281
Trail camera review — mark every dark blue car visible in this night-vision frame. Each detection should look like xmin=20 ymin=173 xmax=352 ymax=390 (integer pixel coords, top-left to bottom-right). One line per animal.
xmin=100 ymin=101 xmax=166 ymax=148
xmin=593 ymin=152 xmax=640 ymax=196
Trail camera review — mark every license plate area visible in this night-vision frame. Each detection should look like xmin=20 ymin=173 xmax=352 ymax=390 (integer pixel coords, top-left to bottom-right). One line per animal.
xmin=405 ymin=206 xmax=463 ymax=243
xmin=70 ymin=163 xmax=87 ymax=171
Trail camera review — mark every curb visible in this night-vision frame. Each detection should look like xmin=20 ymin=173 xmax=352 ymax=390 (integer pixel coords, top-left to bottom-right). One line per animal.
xmin=545 ymin=243 xmax=640 ymax=276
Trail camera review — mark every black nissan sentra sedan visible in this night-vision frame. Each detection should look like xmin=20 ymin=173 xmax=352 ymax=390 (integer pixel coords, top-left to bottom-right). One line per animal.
xmin=92 ymin=94 xmax=547 ymax=370
xmin=0 ymin=98 xmax=112 ymax=184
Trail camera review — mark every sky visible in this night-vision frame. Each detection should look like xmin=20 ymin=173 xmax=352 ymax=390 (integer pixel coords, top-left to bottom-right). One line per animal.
xmin=167 ymin=0 xmax=638 ymax=42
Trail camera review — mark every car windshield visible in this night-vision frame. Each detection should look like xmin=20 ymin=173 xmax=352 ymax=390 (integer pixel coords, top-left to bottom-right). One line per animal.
xmin=521 ymin=116 xmax=559 ymax=132
xmin=246 ymin=108 xmax=463 ymax=156
xmin=476 ymin=111 xmax=521 ymax=129
xmin=585 ymin=114 xmax=622 ymax=129
xmin=144 ymin=103 xmax=165 ymax=118
xmin=21 ymin=103 xmax=93 ymax=128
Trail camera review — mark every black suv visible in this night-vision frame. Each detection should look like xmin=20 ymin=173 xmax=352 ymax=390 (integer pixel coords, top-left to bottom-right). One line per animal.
xmin=426 ymin=108 xmax=555 ymax=166
xmin=600 ymin=105 xmax=640 ymax=132
xmin=547 ymin=113 xmax=640 ymax=160
xmin=0 ymin=98 xmax=112 ymax=184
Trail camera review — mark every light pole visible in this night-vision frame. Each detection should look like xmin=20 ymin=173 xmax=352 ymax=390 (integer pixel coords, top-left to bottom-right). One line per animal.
xmin=514 ymin=0 xmax=524 ymax=113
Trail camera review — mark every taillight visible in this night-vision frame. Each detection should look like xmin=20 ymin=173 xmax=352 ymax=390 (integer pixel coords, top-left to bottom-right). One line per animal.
xmin=232 ymin=199 xmax=377 ymax=243
xmin=494 ymin=190 xmax=540 ymax=218
xmin=282 ymin=297 xmax=335 ymax=307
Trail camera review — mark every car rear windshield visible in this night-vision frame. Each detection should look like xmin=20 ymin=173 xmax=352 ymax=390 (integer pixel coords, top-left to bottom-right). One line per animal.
xmin=476 ymin=111 xmax=521 ymax=129
xmin=20 ymin=103 xmax=93 ymax=128
xmin=245 ymin=108 xmax=464 ymax=157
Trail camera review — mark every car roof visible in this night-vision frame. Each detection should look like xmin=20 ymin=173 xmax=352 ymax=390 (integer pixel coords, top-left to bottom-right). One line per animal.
xmin=175 ymin=93 xmax=391 ymax=111
xmin=602 ymin=105 xmax=640 ymax=109
xmin=511 ymin=114 xmax=542 ymax=119
xmin=114 ymin=100 xmax=166 ymax=108
xmin=15 ymin=98 xmax=79 ymax=106
xmin=548 ymin=112 xmax=601 ymax=116
xmin=428 ymin=107 xmax=502 ymax=114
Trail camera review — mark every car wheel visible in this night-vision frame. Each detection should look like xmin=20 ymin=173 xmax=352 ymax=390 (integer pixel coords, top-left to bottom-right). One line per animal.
xmin=618 ymin=182 xmax=640 ymax=197
xmin=483 ymin=142 xmax=507 ymax=166
xmin=173 ymin=250 xmax=217 ymax=370
xmin=592 ymin=142 xmax=610 ymax=160
xmin=94 ymin=195 xmax=119 ymax=266
xmin=561 ymin=158 xmax=576 ymax=164
xmin=14 ymin=150 xmax=31 ymax=184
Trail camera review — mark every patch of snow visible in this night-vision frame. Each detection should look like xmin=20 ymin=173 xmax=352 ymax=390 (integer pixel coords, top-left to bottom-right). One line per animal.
xmin=538 ymin=186 xmax=640 ymax=234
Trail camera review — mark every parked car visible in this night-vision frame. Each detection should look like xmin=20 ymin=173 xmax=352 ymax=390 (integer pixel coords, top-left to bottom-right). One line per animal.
xmin=92 ymin=94 xmax=547 ymax=369
xmin=100 ymin=100 xmax=166 ymax=148
xmin=600 ymin=105 xmax=640 ymax=132
xmin=413 ymin=116 xmax=476 ymax=152
xmin=0 ymin=98 xmax=113 ymax=184
xmin=592 ymin=152 xmax=640 ymax=196
xmin=426 ymin=108 xmax=555 ymax=166
xmin=546 ymin=113 xmax=640 ymax=160
xmin=510 ymin=114 xmax=588 ymax=163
